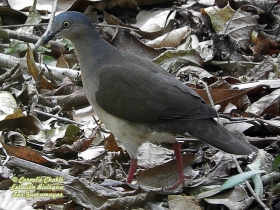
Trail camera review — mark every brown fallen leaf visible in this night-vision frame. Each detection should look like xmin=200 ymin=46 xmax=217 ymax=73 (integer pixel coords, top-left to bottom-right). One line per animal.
xmin=203 ymin=185 xmax=254 ymax=209
xmin=146 ymin=26 xmax=191 ymax=48
xmin=43 ymin=135 xmax=95 ymax=155
xmin=104 ymin=133 xmax=123 ymax=152
xmin=56 ymin=54 xmax=69 ymax=69
xmin=246 ymin=89 xmax=280 ymax=116
xmin=104 ymin=11 xmax=138 ymax=30
xmin=43 ymin=89 xmax=89 ymax=110
xmin=253 ymin=31 xmax=280 ymax=55
xmin=137 ymin=153 xmax=197 ymax=188
xmin=111 ymin=28 xmax=161 ymax=60
xmin=168 ymin=195 xmax=202 ymax=210
xmin=192 ymin=88 xmax=250 ymax=111
xmin=26 ymin=44 xmax=54 ymax=89
xmin=0 ymin=139 xmax=49 ymax=165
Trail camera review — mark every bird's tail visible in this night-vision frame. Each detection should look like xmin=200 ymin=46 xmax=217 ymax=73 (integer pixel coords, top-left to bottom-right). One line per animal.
xmin=184 ymin=118 xmax=257 ymax=155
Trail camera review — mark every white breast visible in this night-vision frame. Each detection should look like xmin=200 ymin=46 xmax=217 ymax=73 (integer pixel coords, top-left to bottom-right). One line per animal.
xmin=91 ymin=100 xmax=176 ymax=158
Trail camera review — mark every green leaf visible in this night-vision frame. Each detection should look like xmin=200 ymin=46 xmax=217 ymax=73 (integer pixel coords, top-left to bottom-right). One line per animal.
xmin=43 ymin=55 xmax=57 ymax=66
xmin=246 ymin=160 xmax=263 ymax=198
xmin=29 ymin=124 xmax=80 ymax=143
xmin=65 ymin=124 xmax=80 ymax=137
xmin=18 ymin=0 xmax=42 ymax=34
xmin=272 ymin=182 xmax=280 ymax=195
xmin=246 ymin=159 xmax=261 ymax=170
xmin=221 ymin=170 xmax=266 ymax=191
xmin=26 ymin=0 xmax=42 ymax=26
xmin=272 ymin=155 xmax=280 ymax=171
xmin=0 ymin=91 xmax=25 ymax=120
xmin=188 ymin=185 xmax=221 ymax=196
xmin=5 ymin=40 xmax=27 ymax=54
xmin=61 ymin=38 xmax=74 ymax=51
xmin=202 ymin=4 xmax=235 ymax=33
xmin=0 ymin=29 xmax=10 ymax=43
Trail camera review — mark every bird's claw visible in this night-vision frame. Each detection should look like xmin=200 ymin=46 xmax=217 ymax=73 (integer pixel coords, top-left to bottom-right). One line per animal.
xmin=165 ymin=174 xmax=190 ymax=190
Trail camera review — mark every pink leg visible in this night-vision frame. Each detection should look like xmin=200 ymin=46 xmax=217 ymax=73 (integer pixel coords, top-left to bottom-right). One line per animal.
xmin=166 ymin=142 xmax=190 ymax=190
xmin=126 ymin=158 xmax=138 ymax=183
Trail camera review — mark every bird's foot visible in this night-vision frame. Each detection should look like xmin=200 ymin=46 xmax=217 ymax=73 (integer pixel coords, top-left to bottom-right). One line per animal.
xmin=126 ymin=158 xmax=138 ymax=183
xmin=165 ymin=174 xmax=190 ymax=190
xmin=165 ymin=142 xmax=191 ymax=190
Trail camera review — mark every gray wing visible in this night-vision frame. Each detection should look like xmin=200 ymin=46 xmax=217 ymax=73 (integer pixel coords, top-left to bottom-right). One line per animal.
xmin=95 ymin=62 xmax=217 ymax=123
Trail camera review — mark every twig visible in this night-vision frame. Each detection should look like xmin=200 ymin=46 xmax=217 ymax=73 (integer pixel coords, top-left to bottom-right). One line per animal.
xmin=92 ymin=114 xmax=111 ymax=134
xmin=218 ymin=114 xmax=249 ymax=121
xmin=33 ymin=109 xmax=85 ymax=126
xmin=0 ymin=63 xmax=20 ymax=81
xmin=0 ymin=81 xmax=20 ymax=91
xmin=2 ymin=28 xmax=66 ymax=51
xmin=33 ymin=0 xmax=58 ymax=51
xmin=3 ymin=28 xmax=43 ymax=44
xmin=95 ymin=23 xmax=140 ymax=32
xmin=0 ymin=53 xmax=79 ymax=80
xmin=221 ymin=116 xmax=277 ymax=136
xmin=231 ymin=155 xmax=269 ymax=210
xmin=8 ymin=156 xmax=75 ymax=181
xmin=199 ymin=80 xmax=220 ymax=123
xmin=1 ymin=23 xmax=48 ymax=29
xmin=199 ymin=80 xmax=215 ymax=108
xmin=1 ymin=149 xmax=9 ymax=166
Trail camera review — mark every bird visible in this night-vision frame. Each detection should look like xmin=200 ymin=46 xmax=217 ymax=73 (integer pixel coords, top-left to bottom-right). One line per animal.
xmin=44 ymin=11 xmax=258 ymax=189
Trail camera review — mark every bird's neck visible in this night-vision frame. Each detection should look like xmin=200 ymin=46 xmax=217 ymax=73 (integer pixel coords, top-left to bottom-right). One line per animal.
xmin=70 ymin=28 xmax=116 ymax=99
xmin=72 ymin=29 xmax=113 ymax=66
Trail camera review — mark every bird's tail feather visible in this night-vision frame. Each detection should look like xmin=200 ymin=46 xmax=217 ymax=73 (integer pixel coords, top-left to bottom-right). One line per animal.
xmin=184 ymin=119 xmax=257 ymax=155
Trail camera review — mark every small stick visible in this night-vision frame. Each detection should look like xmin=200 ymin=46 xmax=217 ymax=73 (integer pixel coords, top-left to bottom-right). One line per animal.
xmin=232 ymin=155 xmax=269 ymax=210
xmin=33 ymin=109 xmax=85 ymax=126
xmin=33 ymin=0 xmax=59 ymax=51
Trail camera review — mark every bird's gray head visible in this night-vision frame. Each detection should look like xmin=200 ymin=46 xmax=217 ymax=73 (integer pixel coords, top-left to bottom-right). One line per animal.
xmin=43 ymin=11 xmax=94 ymax=44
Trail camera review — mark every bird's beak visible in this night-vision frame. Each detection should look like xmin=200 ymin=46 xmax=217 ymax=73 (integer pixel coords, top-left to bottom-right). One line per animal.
xmin=43 ymin=33 xmax=55 ymax=45
xmin=43 ymin=29 xmax=61 ymax=45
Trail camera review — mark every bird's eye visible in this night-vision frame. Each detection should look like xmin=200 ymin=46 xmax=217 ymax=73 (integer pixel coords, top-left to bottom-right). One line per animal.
xmin=62 ymin=21 xmax=71 ymax=28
